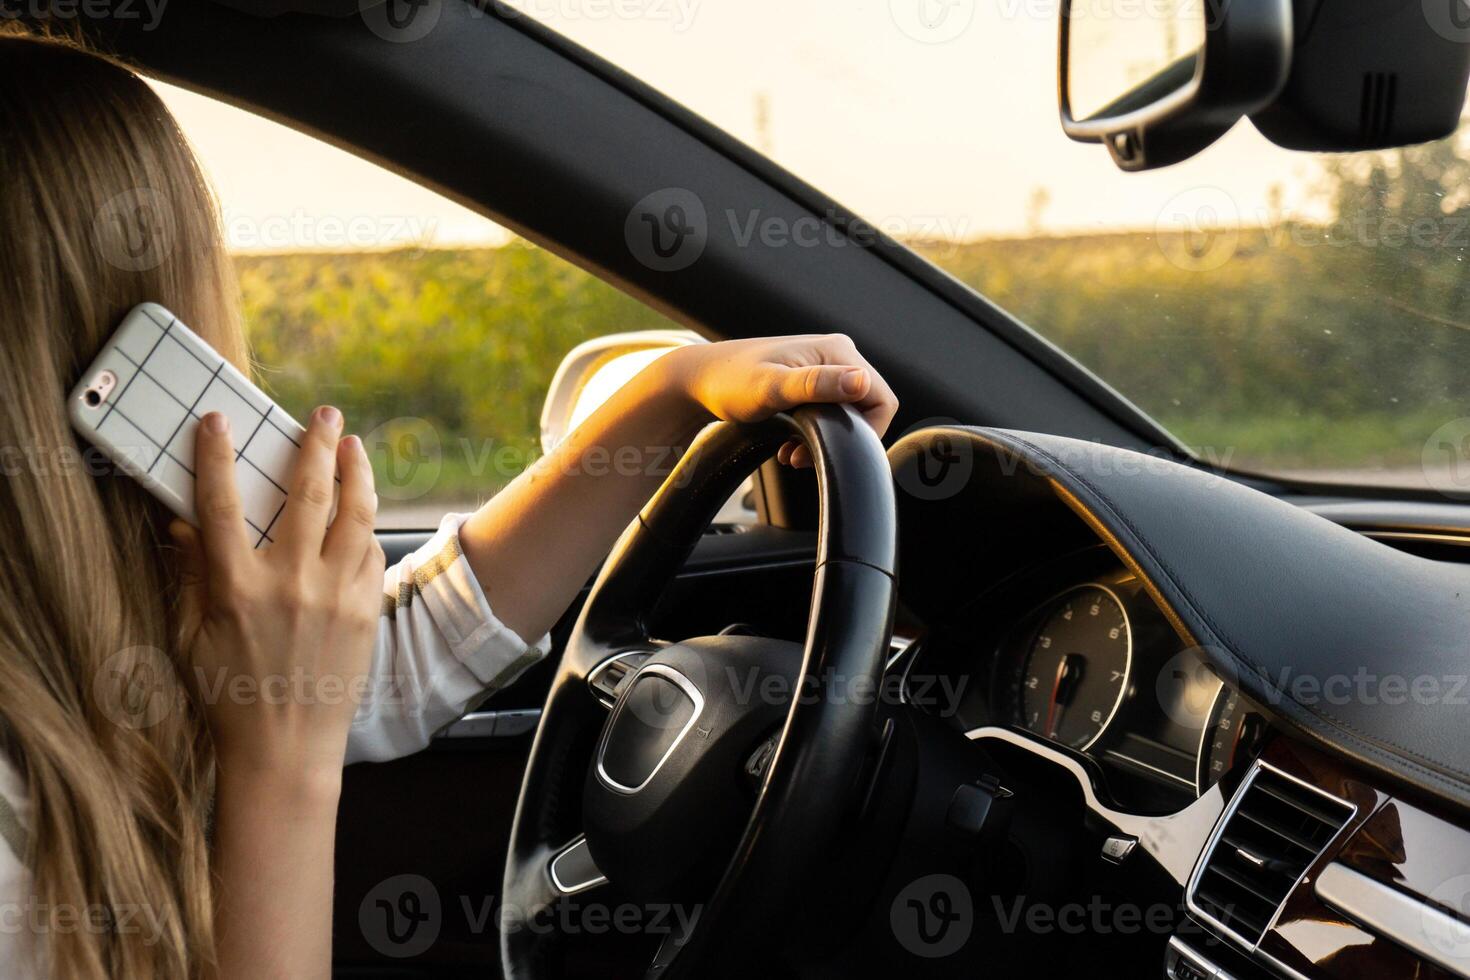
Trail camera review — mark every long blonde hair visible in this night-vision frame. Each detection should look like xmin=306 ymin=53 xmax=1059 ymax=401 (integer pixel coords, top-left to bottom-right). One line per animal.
xmin=0 ymin=28 xmax=247 ymax=979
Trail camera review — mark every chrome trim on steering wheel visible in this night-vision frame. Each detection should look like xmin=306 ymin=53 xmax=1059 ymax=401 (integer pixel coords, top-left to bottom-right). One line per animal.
xmin=595 ymin=663 xmax=706 ymax=795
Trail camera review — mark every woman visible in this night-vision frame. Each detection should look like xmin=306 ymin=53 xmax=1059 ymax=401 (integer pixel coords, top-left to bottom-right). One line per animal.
xmin=0 ymin=27 xmax=897 ymax=980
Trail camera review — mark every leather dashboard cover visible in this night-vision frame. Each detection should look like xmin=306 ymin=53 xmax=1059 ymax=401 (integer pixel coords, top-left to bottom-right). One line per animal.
xmin=890 ymin=426 xmax=1470 ymax=810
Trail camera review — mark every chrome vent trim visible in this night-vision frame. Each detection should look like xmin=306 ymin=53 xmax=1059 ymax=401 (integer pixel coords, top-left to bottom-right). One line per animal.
xmin=1187 ymin=760 xmax=1356 ymax=951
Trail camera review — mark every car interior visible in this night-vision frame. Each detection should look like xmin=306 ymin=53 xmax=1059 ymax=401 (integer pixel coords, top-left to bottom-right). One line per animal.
xmin=29 ymin=0 xmax=1470 ymax=978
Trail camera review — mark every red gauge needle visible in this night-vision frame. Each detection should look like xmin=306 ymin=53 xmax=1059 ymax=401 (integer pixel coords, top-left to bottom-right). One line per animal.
xmin=1044 ymin=653 xmax=1084 ymax=739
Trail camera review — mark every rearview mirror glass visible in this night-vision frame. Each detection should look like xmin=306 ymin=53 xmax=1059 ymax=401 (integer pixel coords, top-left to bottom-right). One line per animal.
xmin=1066 ymin=0 xmax=1205 ymax=122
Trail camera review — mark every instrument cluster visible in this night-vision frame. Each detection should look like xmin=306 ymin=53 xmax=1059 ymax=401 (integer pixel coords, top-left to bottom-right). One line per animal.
xmin=905 ymin=546 xmax=1269 ymax=811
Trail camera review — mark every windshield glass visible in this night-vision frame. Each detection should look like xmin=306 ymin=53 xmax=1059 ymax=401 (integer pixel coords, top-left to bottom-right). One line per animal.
xmin=511 ymin=0 xmax=1470 ymax=493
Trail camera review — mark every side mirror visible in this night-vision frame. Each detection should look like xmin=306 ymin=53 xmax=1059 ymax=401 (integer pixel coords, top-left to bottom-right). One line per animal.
xmin=540 ymin=330 xmax=759 ymax=526
xmin=1059 ymin=0 xmax=1291 ymax=170
xmin=540 ymin=330 xmax=704 ymax=452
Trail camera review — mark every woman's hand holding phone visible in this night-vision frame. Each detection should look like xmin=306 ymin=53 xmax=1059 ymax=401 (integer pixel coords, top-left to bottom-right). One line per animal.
xmin=170 ymin=405 xmax=385 ymax=782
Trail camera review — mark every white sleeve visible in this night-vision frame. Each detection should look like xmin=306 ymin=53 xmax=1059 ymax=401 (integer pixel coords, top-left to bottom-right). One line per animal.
xmin=0 ymin=758 xmax=42 ymax=979
xmin=345 ymin=512 xmax=551 ymax=765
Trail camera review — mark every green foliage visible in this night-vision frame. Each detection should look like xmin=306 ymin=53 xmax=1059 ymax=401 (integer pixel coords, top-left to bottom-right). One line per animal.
xmin=916 ymin=143 xmax=1470 ymax=474
xmin=237 ymin=243 xmax=680 ymax=506
xmin=239 ymin=144 xmax=1470 ymax=505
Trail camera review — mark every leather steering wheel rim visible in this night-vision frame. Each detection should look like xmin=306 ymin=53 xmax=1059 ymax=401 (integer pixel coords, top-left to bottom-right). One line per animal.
xmin=500 ymin=403 xmax=897 ymax=979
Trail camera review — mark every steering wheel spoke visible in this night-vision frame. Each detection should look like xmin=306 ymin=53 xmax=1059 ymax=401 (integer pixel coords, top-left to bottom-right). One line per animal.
xmin=586 ymin=648 xmax=658 ymax=708
xmin=548 ymin=835 xmax=608 ymax=896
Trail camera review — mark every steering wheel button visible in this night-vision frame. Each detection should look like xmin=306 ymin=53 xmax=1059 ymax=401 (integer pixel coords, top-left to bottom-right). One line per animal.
xmin=597 ymin=672 xmax=699 ymax=792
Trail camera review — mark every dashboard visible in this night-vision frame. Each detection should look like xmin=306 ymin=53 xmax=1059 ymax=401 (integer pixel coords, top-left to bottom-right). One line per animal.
xmin=905 ymin=545 xmax=1269 ymax=812
xmin=886 ymin=425 xmax=1470 ymax=980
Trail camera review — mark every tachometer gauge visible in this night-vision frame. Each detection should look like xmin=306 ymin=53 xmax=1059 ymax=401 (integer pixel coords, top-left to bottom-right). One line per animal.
xmin=1012 ymin=584 xmax=1132 ymax=751
xmin=1197 ymin=686 xmax=1267 ymax=791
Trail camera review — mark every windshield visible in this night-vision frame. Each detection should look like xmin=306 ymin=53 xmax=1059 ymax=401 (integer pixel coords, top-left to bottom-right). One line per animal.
xmin=510 ymin=0 xmax=1470 ymax=493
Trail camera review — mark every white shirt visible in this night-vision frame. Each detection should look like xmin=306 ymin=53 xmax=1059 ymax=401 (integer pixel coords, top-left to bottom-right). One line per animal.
xmin=0 ymin=512 xmax=548 ymax=975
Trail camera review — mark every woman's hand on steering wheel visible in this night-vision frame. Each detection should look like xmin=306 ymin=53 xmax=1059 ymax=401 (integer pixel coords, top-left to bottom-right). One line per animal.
xmin=664 ymin=333 xmax=900 ymax=468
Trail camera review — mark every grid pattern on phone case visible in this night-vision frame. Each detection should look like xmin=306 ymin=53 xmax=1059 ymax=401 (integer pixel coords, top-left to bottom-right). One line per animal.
xmin=92 ymin=307 xmax=304 ymax=548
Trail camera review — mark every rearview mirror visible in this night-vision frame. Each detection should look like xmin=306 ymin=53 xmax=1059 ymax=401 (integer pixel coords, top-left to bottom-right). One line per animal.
xmin=1059 ymin=0 xmax=1291 ymax=170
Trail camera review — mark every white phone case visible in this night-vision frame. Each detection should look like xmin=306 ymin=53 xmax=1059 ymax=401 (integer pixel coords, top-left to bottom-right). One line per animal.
xmin=69 ymin=302 xmax=310 ymax=548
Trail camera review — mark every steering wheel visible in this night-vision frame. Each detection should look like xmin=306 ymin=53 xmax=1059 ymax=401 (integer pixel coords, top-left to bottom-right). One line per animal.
xmin=500 ymin=403 xmax=897 ymax=979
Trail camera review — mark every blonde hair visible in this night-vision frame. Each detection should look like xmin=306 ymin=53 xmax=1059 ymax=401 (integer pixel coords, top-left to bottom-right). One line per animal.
xmin=0 ymin=27 xmax=247 ymax=979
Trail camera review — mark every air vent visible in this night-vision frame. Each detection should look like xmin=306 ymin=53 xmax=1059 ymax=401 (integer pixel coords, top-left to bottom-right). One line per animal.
xmin=1188 ymin=764 xmax=1354 ymax=948
xmin=1360 ymin=72 xmax=1397 ymax=143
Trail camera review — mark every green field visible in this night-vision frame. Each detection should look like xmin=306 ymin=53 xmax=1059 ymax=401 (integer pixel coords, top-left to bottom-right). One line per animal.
xmin=238 ymin=139 xmax=1470 ymax=511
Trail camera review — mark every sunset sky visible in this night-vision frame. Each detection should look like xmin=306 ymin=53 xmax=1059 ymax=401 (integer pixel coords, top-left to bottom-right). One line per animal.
xmin=153 ymin=0 xmax=1334 ymax=252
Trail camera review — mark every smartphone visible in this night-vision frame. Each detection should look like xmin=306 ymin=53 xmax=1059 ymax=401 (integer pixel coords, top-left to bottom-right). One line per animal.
xmin=69 ymin=302 xmax=312 ymax=548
